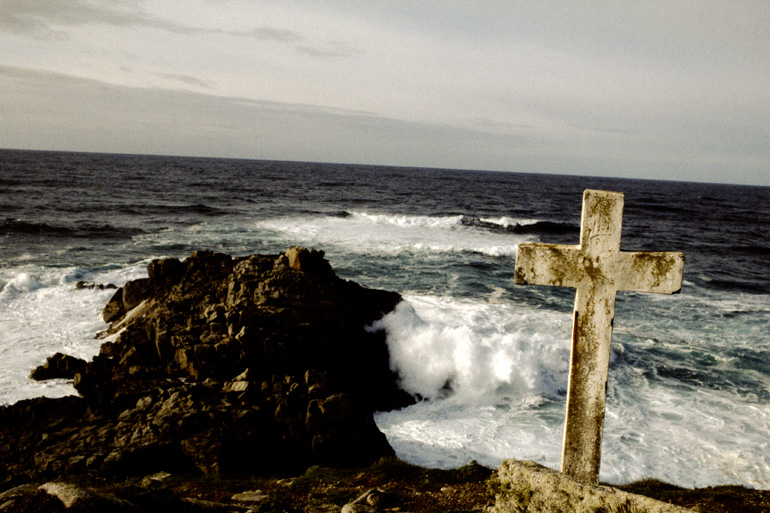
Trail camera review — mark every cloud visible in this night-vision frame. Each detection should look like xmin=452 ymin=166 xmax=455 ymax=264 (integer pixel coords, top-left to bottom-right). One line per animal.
xmin=295 ymin=41 xmax=360 ymax=59
xmin=230 ymin=26 xmax=359 ymax=58
xmin=2 ymin=65 xmax=767 ymax=185
xmin=154 ymin=72 xmax=213 ymax=89
xmin=0 ymin=1 xmax=358 ymax=58
xmin=0 ymin=0 xmax=158 ymax=38
xmin=239 ymin=26 xmax=304 ymax=43
xmin=0 ymin=65 xmax=533 ymax=168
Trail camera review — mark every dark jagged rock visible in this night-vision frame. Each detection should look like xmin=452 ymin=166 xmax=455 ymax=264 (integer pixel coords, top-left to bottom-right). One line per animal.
xmin=29 ymin=352 xmax=88 ymax=381
xmin=0 ymin=247 xmax=414 ymax=487
xmin=75 ymin=281 xmax=117 ymax=291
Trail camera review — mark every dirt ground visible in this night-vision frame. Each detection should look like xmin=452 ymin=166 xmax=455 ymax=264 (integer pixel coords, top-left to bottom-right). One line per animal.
xmin=4 ymin=458 xmax=770 ymax=512
xmin=110 ymin=459 xmax=770 ymax=512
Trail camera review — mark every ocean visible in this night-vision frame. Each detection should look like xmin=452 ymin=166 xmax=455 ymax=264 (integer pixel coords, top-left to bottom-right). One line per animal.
xmin=1 ymin=149 xmax=768 ymax=488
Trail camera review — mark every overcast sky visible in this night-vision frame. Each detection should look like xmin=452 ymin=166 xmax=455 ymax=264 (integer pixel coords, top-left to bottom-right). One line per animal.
xmin=1 ymin=1 xmax=768 ymax=185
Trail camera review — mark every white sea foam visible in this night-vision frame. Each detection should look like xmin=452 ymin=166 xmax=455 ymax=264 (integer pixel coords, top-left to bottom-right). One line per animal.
xmin=370 ymin=294 xmax=571 ymax=401
xmin=254 ymin=212 xmax=526 ymax=258
xmin=0 ymin=265 xmax=148 ymax=405
xmin=480 ymin=216 xmax=539 ymax=228
xmin=356 ymin=212 xmax=465 ymax=229
xmin=372 ymin=294 xmax=569 ymax=468
xmin=373 ymin=293 xmax=770 ymax=488
xmin=0 ymin=272 xmax=45 ymax=298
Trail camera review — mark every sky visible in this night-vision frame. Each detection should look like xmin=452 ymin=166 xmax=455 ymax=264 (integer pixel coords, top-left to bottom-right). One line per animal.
xmin=1 ymin=1 xmax=768 ymax=185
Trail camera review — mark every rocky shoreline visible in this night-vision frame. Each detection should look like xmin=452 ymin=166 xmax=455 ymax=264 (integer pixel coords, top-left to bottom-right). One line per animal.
xmin=0 ymin=458 xmax=497 ymax=513
xmin=1 ymin=248 xmax=413 ymax=487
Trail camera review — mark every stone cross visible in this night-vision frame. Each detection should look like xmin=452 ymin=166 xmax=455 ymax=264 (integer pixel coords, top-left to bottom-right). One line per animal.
xmin=514 ymin=189 xmax=684 ymax=484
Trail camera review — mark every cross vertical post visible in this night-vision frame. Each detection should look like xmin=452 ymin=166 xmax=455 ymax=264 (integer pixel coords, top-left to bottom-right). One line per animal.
xmin=514 ymin=189 xmax=684 ymax=484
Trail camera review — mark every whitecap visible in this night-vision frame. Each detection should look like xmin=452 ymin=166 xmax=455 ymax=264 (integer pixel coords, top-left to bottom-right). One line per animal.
xmin=479 ymin=216 xmax=539 ymax=228
xmin=0 ymin=272 xmax=44 ymax=299
xmin=254 ymin=212 xmax=525 ymax=258
xmin=371 ymin=294 xmax=571 ymax=402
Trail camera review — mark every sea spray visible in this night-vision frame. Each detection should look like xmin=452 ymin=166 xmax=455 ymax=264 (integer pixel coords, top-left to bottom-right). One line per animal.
xmin=0 ymin=264 xmax=150 ymax=405
xmin=374 ymin=293 xmax=770 ymax=488
xmin=370 ymin=294 xmax=571 ymax=402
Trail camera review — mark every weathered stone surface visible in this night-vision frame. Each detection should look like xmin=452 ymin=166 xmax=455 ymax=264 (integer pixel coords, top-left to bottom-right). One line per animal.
xmin=39 ymin=482 xmax=95 ymax=509
xmin=122 ymin=277 xmax=151 ymax=312
xmin=0 ymin=485 xmax=65 ymax=513
xmin=103 ymin=286 xmax=126 ymax=323
xmin=231 ymin=489 xmax=270 ymax=502
xmin=40 ymin=482 xmax=140 ymax=511
xmin=1 ymin=247 xmax=413 ymax=486
xmin=0 ymin=484 xmax=41 ymax=512
xmin=492 ymin=459 xmax=693 ymax=513
xmin=514 ymin=190 xmax=684 ymax=484
xmin=341 ymin=489 xmax=384 ymax=513
xmin=341 ymin=503 xmax=377 ymax=513
xmin=1 ymin=480 xmax=243 ymax=513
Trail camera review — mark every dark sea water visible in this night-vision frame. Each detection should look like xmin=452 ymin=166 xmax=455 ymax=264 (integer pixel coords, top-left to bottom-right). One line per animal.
xmin=1 ymin=149 xmax=769 ymax=487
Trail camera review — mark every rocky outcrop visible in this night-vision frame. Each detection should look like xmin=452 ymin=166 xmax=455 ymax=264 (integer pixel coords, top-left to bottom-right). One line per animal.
xmin=1 ymin=248 xmax=413 ymax=487
xmin=28 ymin=352 xmax=87 ymax=381
xmin=75 ymin=280 xmax=117 ymax=291
xmin=491 ymin=460 xmax=693 ymax=512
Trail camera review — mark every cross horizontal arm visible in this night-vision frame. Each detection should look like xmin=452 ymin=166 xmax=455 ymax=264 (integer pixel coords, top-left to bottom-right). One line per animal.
xmin=515 ymin=243 xmax=581 ymax=289
xmin=615 ymin=251 xmax=685 ymax=294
